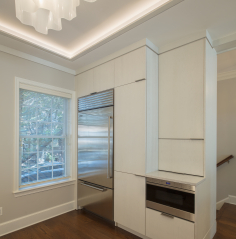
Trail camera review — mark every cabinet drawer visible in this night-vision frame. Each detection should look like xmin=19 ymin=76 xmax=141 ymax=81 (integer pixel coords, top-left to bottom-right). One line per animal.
xmin=159 ymin=139 xmax=204 ymax=176
xmin=146 ymin=208 xmax=194 ymax=239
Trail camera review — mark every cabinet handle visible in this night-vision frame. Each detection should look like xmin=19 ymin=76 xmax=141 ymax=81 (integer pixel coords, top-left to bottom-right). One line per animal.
xmin=190 ymin=139 xmax=204 ymax=140
xmin=161 ymin=213 xmax=174 ymax=219
xmin=135 ymin=78 xmax=146 ymax=83
xmin=81 ymin=182 xmax=106 ymax=192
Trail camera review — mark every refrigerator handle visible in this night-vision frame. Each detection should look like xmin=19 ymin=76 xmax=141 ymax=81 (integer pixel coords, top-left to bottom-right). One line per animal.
xmin=107 ymin=116 xmax=113 ymax=179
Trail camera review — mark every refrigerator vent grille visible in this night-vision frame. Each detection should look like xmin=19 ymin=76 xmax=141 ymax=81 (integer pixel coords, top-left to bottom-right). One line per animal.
xmin=78 ymin=89 xmax=114 ymax=112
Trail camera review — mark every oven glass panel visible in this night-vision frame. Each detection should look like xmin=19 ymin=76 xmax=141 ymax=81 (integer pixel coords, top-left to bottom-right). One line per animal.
xmin=146 ymin=184 xmax=195 ymax=213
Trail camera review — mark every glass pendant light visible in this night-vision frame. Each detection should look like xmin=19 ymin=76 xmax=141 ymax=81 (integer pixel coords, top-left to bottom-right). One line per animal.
xmin=15 ymin=0 xmax=97 ymax=35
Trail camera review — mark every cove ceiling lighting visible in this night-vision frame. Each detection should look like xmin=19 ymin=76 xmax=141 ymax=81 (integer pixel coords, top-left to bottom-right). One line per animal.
xmin=15 ymin=0 xmax=97 ymax=35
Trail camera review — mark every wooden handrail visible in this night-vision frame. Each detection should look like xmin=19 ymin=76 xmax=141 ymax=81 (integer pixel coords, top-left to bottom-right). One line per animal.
xmin=217 ymin=155 xmax=234 ymax=167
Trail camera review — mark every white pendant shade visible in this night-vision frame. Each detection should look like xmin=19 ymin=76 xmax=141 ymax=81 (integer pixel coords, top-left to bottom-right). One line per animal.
xmin=15 ymin=0 xmax=97 ymax=35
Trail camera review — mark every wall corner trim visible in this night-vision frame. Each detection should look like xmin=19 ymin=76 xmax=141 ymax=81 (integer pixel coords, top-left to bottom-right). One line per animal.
xmin=0 ymin=201 xmax=75 ymax=237
xmin=218 ymin=70 xmax=236 ymax=81
xmin=0 ymin=44 xmax=76 ymax=75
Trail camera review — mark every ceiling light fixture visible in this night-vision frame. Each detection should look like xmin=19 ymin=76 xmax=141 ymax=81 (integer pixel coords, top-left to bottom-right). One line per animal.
xmin=15 ymin=0 xmax=97 ymax=35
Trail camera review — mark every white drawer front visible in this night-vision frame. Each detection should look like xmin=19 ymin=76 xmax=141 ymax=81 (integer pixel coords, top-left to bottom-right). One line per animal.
xmin=146 ymin=208 xmax=194 ymax=239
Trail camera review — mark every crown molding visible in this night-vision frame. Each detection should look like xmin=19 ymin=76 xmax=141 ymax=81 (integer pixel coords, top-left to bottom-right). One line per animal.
xmin=218 ymin=70 xmax=236 ymax=81
xmin=213 ymin=32 xmax=236 ymax=54
xmin=0 ymin=44 xmax=76 ymax=75
xmin=0 ymin=0 xmax=183 ymax=61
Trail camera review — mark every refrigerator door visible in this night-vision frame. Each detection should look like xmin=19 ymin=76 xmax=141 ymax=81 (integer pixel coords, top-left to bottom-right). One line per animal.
xmin=78 ymin=106 xmax=113 ymax=189
xmin=78 ymin=180 xmax=114 ymax=221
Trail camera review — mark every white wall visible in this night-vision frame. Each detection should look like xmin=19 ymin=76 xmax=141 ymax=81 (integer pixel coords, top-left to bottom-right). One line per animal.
xmin=0 ymin=51 xmax=75 ymax=224
xmin=217 ymin=78 xmax=236 ymax=201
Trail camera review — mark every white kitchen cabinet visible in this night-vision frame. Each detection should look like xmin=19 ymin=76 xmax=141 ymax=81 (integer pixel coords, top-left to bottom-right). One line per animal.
xmin=159 ymin=139 xmax=204 ymax=176
xmin=76 ymin=69 xmax=94 ymax=98
xmin=114 ymin=80 xmax=146 ymax=176
xmin=114 ymin=171 xmax=145 ymax=235
xmin=159 ymin=40 xmax=205 ymax=139
xmin=93 ymin=60 xmax=115 ymax=92
xmin=115 ymin=47 xmax=146 ymax=87
xmin=146 ymin=208 xmax=194 ymax=239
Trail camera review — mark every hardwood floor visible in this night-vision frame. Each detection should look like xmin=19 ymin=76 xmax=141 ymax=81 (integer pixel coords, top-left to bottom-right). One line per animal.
xmin=214 ymin=203 xmax=236 ymax=239
xmin=2 ymin=204 xmax=236 ymax=239
xmin=1 ymin=210 xmax=140 ymax=239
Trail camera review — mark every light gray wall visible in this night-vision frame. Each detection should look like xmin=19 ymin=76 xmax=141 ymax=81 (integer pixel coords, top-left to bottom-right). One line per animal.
xmin=0 ymin=51 xmax=75 ymax=224
xmin=217 ymin=78 xmax=236 ymax=201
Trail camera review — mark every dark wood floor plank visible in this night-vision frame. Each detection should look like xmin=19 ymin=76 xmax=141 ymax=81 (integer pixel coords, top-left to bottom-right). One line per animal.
xmin=1 ymin=210 xmax=140 ymax=239
xmin=214 ymin=203 xmax=236 ymax=239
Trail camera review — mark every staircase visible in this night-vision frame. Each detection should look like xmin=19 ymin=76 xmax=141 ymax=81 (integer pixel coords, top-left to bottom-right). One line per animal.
xmin=214 ymin=203 xmax=236 ymax=238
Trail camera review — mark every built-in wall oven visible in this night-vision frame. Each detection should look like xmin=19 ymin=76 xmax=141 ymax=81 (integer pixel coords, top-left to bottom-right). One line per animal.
xmin=146 ymin=177 xmax=195 ymax=222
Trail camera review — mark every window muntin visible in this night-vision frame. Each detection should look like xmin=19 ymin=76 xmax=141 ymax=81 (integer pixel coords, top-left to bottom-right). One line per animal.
xmin=19 ymin=89 xmax=69 ymax=186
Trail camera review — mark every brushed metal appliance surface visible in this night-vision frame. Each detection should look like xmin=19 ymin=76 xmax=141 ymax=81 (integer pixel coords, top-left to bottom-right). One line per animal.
xmin=78 ymin=180 xmax=113 ymax=221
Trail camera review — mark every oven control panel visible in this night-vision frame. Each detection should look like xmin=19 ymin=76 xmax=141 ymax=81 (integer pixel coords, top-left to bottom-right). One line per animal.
xmin=146 ymin=177 xmax=195 ymax=192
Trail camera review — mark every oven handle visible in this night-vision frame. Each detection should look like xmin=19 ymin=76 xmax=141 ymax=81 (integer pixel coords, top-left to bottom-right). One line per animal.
xmin=161 ymin=212 xmax=174 ymax=219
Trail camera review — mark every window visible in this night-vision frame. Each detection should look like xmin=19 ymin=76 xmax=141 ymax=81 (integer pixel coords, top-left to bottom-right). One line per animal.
xmin=15 ymin=78 xmax=75 ymax=192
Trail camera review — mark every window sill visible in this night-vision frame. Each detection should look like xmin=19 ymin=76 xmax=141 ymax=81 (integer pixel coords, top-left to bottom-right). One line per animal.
xmin=13 ymin=178 xmax=76 ymax=197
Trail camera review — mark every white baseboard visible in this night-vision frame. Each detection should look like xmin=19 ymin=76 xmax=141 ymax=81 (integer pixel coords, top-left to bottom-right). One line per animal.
xmin=216 ymin=195 xmax=236 ymax=210
xmin=0 ymin=201 xmax=75 ymax=237
xmin=203 ymin=220 xmax=217 ymax=239
xmin=117 ymin=223 xmax=150 ymax=239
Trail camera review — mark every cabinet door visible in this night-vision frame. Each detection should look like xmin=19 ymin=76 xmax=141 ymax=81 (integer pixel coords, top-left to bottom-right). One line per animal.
xmin=159 ymin=40 xmax=204 ymax=139
xmin=114 ymin=171 xmax=145 ymax=235
xmin=146 ymin=208 xmax=194 ymax=239
xmin=94 ymin=60 xmax=115 ymax=92
xmin=114 ymin=81 xmax=146 ymax=175
xmin=159 ymin=139 xmax=204 ymax=176
xmin=76 ymin=69 xmax=94 ymax=98
xmin=115 ymin=47 xmax=146 ymax=87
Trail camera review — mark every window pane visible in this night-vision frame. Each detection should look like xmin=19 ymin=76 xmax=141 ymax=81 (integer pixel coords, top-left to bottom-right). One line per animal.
xmin=53 ymin=151 xmax=65 ymax=163
xmin=21 ymin=138 xmax=37 ymax=152
xmin=21 ymin=153 xmax=37 ymax=169
xmin=38 ymin=94 xmax=52 ymax=108
xmin=20 ymin=122 xmax=36 ymax=136
xmin=20 ymin=106 xmax=37 ymax=121
xmin=20 ymin=90 xmax=38 ymax=106
xmin=19 ymin=89 xmax=69 ymax=186
xmin=53 ymin=138 xmax=65 ymax=150
xmin=38 ymin=151 xmax=52 ymax=167
xmin=21 ymin=168 xmax=37 ymax=185
xmin=37 ymin=122 xmax=51 ymax=135
xmin=38 ymin=166 xmax=52 ymax=181
xmin=52 ymin=109 xmax=64 ymax=123
xmin=52 ymin=123 xmax=63 ymax=136
xmin=38 ymin=108 xmax=51 ymax=122
xmin=39 ymin=138 xmax=52 ymax=151
xmin=53 ymin=164 xmax=65 ymax=178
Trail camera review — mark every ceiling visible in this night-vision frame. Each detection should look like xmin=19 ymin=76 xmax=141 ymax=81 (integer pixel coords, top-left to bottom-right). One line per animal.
xmin=0 ymin=0 xmax=236 ymax=72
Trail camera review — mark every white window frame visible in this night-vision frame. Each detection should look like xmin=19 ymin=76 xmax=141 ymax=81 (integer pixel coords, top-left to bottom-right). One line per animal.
xmin=14 ymin=77 xmax=77 ymax=197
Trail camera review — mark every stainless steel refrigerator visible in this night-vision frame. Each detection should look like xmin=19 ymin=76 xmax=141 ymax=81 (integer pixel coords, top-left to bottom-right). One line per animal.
xmin=77 ymin=89 xmax=114 ymax=221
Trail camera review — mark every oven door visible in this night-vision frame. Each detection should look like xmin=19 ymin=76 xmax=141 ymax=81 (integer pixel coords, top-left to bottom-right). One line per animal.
xmin=146 ymin=182 xmax=195 ymax=222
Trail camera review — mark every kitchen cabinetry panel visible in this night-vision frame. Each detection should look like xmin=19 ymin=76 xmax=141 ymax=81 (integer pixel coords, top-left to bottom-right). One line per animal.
xmin=159 ymin=40 xmax=205 ymax=139
xmin=76 ymin=69 xmax=94 ymax=98
xmin=114 ymin=81 xmax=146 ymax=175
xmin=115 ymin=47 xmax=146 ymax=87
xmin=93 ymin=60 xmax=115 ymax=92
xmin=159 ymin=139 xmax=204 ymax=176
xmin=146 ymin=208 xmax=194 ymax=239
xmin=114 ymin=171 xmax=145 ymax=235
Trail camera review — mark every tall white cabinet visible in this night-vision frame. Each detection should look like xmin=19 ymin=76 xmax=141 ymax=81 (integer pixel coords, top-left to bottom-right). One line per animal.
xmin=158 ymin=39 xmax=209 ymax=177
xmin=114 ymin=47 xmax=158 ymax=233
